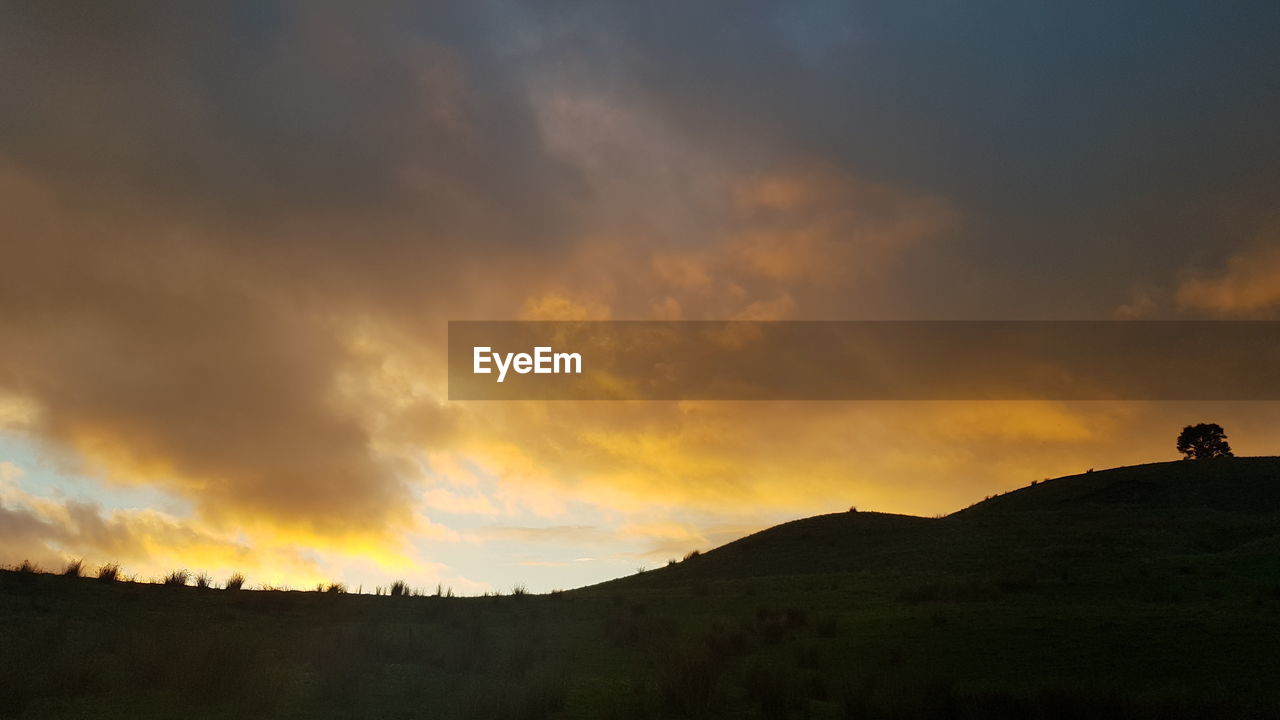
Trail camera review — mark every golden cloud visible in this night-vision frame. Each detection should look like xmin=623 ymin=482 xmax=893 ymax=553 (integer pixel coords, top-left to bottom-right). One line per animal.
xmin=1177 ymin=240 xmax=1280 ymax=314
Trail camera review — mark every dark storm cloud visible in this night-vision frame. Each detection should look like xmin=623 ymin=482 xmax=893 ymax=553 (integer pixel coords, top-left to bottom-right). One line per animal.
xmin=5 ymin=1 xmax=1276 ymax=302
xmin=0 ymin=1 xmax=581 ymax=241
xmin=510 ymin=0 xmax=1280 ymax=313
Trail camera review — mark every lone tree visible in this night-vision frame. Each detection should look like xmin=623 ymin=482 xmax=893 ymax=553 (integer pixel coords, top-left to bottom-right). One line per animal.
xmin=1176 ymin=423 xmax=1233 ymax=460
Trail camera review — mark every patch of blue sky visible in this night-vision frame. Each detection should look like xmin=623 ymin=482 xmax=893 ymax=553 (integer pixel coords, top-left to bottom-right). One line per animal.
xmin=0 ymin=431 xmax=194 ymax=518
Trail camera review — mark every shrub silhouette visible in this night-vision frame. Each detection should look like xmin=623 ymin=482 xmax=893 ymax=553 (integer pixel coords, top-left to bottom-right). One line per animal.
xmin=1176 ymin=423 xmax=1233 ymax=460
xmin=163 ymin=570 xmax=190 ymax=586
xmin=62 ymin=559 xmax=83 ymax=577
xmin=389 ymin=579 xmax=409 ymax=597
xmin=225 ymin=573 xmax=245 ymax=590
xmin=97 ymin=563 xmax=120 ymax=583
xmin=194 ymin=572 xmax=212 ymax=589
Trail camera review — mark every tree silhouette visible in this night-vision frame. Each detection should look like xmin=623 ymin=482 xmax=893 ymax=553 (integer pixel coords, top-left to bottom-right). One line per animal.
xmin=1176 ymin=423 xmax=1233 ymax=460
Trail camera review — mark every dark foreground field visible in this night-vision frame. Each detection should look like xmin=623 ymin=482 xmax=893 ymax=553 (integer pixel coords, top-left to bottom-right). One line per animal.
xmin=5 ymin=458 xmax=1280 ymax=719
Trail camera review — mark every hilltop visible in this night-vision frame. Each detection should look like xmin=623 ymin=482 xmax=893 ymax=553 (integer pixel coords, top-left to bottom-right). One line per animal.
xmin=3 ymin=458 xmax=1280 ymax=719
xmin=609 ymin=457 xmax=1280 ymax=590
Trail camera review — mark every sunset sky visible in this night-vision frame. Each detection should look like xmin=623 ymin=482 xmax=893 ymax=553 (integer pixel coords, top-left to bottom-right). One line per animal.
xmin=3 ymin=2 xmax=1280 ymax=593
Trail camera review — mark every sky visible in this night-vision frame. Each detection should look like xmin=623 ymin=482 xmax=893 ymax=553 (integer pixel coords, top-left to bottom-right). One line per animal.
xmin=2 ymin=1 xmax=1280 ymax=593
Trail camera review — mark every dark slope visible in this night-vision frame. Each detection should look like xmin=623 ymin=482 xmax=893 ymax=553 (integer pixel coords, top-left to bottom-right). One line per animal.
xmin=611 ymin=511 xmax=950 ymax=586
xmin=604 ymin=457 xmax=1280 ymax=590
xmin=959 ymin=456 xmax=1280 ymax=516
xmin=6 ymin=459 xmax=1280 ymax=719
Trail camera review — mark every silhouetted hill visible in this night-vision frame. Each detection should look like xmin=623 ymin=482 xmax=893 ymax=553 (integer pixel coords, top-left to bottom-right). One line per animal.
xmin=603 ymin=457 xmax=1280 ymax=590
xmin=961 ymin=456 xmax=1280 ymax=515
xmin=5 ymin=458 xmax=1280 ymax=719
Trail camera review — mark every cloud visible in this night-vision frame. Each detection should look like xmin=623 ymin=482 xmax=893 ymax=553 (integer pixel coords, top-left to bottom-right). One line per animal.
xmin=434 ymin=399 xmax=1142 ymax=523
xmin=0 ymin=163 xmax=412 ymax=541
xmin=0 ymin=460 xmax=482 ymax=589
xmin=727 ymin=164 xmax=955 ymax=284
xmin=473 ymin=525 xmax=610 ymax=546
xmin=0 ymin=477 xmax=306 ymax=582
xmin=0 ymin=1 xmax=587 ymax=547
xmin=1177 ymin=240 xmax=1280 ymax=315
xmin=421 ymin=487 xmax=500 ymax=517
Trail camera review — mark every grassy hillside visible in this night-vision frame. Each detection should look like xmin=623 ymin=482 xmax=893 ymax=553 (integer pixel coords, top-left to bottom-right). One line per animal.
xmin=621 ymin=456 xmax=1280 ymax=585
xmin=4 ymin=458 xmax=1280 ymax=719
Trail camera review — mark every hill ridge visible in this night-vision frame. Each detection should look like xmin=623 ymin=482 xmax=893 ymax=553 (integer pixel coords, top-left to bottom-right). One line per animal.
xmin=601 ymin=456 xmax=1280 ymax=590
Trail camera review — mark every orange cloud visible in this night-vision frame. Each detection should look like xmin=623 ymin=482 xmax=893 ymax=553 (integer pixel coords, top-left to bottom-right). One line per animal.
xmin=728 ymin=163 xmax=957 ymax=284
xmin=1177 ymin=240 xmax=1280 ymax=314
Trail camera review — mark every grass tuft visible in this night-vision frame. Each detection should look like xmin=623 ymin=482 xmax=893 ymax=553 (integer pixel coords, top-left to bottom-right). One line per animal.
xmin=163 ymin=569 xmax=190 ymax=587
xmin=194 ymin=572 xmax=212 ymax=589
xmin=389 ymin=579 xmax=408 ymax=597
xmin=62 ymin=559 xmax=84 ymax=577
xmin=97 ymin=563 xmax=120 ymax=583
xmin=17 ymin=559 xmax=39 ymax=574
xmin=224 ymin=573 xmax=245 ymax=590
